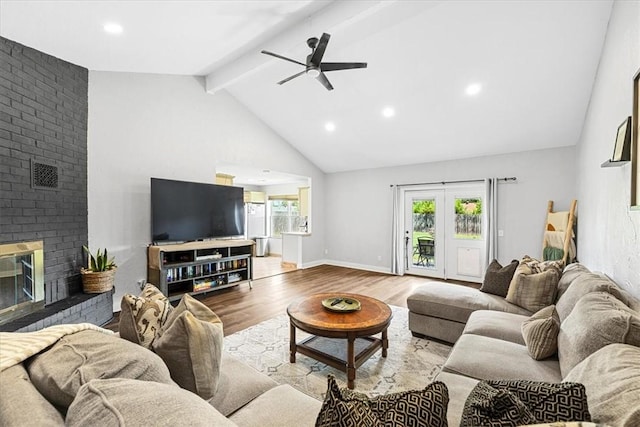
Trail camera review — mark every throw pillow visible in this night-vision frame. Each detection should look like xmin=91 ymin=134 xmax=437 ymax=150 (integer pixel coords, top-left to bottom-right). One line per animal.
xmin=521 ymin=305 xmax=560 ymax=360
xmin=119 ymin=283 xmax=172 ymax=349
xmin=564 ymin=344 xmax=640 ymax=427
xmin=152 ymin=293 xmax=224 ymax=400
xmin=461 ymin=381 xmax=536 ymax=426
xmin=554 ymin=272 xmax=631 ymax=322
xmin=555 ymin=263 xmax=591 ymax=300
xmin=506 ymin=256 xmax=562 ymax=312
xmin=315 ymin=375 xmax=448 ymax=427
xmin=0 ymin=363 xmax=65 ymax=426
xmin=480 ymin=259 xmax=519 ymax=297
xmin=27 ymin=330 xmax=174 ymax=409
xmin=66 ymin=378 xmax=236 ymax=427
xmin=461 ymin=379 xmax=590 ymax=427
xmin=557 ymin=291 xmax=640 ymax=377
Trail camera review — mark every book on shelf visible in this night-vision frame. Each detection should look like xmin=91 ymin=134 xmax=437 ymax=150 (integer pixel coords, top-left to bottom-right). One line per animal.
xmin=193 ymin=281 xmax=214 ymax=292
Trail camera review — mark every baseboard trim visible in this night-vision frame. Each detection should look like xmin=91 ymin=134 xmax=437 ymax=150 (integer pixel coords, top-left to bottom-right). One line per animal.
xmin=317 ymin=260 xmax=392 ymax=275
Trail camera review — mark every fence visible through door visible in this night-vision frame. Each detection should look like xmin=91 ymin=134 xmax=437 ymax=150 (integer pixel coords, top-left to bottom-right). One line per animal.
xmin=403 ymin=184 xmax=485 ymax=282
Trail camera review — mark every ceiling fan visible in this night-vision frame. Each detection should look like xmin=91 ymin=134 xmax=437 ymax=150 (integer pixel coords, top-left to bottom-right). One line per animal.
xmin=261 ymin=33 xmax=367 ymax=91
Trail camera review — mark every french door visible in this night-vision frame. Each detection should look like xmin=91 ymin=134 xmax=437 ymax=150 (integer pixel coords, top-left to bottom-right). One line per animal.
xmin=403 ymin=184 xmax=486 ymax=282
xmin=404 ymin=190 xmax=445 ymax=278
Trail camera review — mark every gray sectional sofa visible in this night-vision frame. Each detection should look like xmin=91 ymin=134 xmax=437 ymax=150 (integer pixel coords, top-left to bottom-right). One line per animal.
xmin=2 ymin=262 xmax=638 ymax=426
xmin=409 ymin=263 xmax=640 ymax=426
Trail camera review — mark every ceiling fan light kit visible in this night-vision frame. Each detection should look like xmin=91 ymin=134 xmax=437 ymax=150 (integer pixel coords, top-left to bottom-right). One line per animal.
xmin=306 ymin=68 xmax=320 ymax=78
xmin=261 ymin=33 xmax=367 ymax=91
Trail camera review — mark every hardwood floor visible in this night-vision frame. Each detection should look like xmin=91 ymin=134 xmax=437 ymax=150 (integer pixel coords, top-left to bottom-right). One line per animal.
xmin=105 ymin=265 xmax=479 ymax=336
xmin=252 ymin=254 xmax=297 ymax=280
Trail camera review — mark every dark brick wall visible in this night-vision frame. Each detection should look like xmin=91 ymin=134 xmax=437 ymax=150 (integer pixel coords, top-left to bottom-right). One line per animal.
xmin=0 ymin=36 xmax=88 ymax=304
xmin=0 ymin=290 xmax=113 ymax=332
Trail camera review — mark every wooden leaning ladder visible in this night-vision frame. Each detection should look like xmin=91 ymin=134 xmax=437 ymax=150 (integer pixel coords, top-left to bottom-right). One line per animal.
xmin=543 ymin=199 xmax=577 ymax=264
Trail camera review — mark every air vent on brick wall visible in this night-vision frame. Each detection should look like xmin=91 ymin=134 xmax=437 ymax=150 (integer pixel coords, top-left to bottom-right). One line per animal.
xmin=31 ymin=160 xmax=59 ymax=190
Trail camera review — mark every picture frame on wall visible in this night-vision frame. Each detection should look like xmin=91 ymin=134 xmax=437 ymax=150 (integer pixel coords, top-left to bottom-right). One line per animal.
xmin=612 ymin=117 xmax=631 ymax=161
xmin=632 ymin=68 xmax=640 ymax=208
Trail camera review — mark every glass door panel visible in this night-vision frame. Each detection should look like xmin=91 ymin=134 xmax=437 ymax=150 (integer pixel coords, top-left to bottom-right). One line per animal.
xmin=404 ymin=190 xmax=444 ymax=278
xmin=445 ymin=188 xmax=485 ymax=282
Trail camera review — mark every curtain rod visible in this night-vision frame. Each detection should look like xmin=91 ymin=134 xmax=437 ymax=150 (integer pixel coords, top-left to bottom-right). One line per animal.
xmin=390 ymin=177 xmax=517 ymax=188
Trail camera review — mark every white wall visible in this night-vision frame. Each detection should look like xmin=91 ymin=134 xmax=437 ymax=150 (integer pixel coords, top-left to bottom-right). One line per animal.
xmin=324 ymin=146 xmax=577 ymax=273
xmin=87 ymin=72 xmax=325 ymax=310
xmin=576 ymin=0 xmax=640 ymax=297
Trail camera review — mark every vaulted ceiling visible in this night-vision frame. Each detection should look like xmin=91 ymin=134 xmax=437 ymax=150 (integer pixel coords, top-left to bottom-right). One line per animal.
xmin=0 ymin=0 xmax=613 ymax=173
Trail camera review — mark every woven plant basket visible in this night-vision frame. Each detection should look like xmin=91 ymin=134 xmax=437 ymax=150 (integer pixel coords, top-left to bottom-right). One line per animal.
xmin=81 ymin=267 xmax=116 ymax=293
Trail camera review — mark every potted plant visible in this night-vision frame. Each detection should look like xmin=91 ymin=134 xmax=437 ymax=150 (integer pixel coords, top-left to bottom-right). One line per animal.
xmin=80 ymin=246 xmax=116 ymax=293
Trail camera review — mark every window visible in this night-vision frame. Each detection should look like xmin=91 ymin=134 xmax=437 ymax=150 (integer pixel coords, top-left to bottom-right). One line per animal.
xmin=269 ymin=196 xmax=301 ymax=237
xmin=454 ymin=197 xmax=482 ymax=240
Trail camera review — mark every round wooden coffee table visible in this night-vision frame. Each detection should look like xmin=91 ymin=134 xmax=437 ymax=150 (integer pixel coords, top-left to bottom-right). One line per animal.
xmin=287 ymin=293 xmax=392 ymax=389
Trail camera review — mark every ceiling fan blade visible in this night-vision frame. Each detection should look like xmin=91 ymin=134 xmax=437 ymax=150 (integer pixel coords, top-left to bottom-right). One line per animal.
xmin=321 ymin=62 xmax=368 ymax=72
xmin=261 ymin=50 xmax=306 ymax=67
xmin=277 ymin=70 xmax=306 ymax=85
xmin=316 ymin=72 xmax=334 ymax=91
xmin=310 ymin=33 xmax=330 ymax=66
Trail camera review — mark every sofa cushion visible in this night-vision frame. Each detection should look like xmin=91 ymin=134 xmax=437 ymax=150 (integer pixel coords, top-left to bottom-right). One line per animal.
xmin=564 ymin=344 xmax=640 ymax=427
xmin=66 ymin=378 xmax=236 ymax=427
xmin=208 ymin=352 xmax=278 ymax=416
xmin=153 ymin=294 xmax=224 ymax=400
xmin=461 ymin=380 xmax=590 ymax=427
xmin=556 ymin=263 xmax=591 ymax=300
xmin=434 ymin=371 xmax=479 ymax=427
xmin=119 ymin=283 xmax=172 ymax=349
xmin=506 ymin=257 xmax=562 ymax=312
xmin=315 ymin=375 xmax=448 ymax=427
xmin=407 ymin=282 xmax=531 ymax=325
xmin=229 ymin=384 xmax=322 ymax=427
xmin=0 ymin=363 xmax=65 ymax=426
xmin=409 ymin=311 xmax=467 ymax=344
xmin=442 ymin=334 xmax=562 ymax=383
xmin=557 ymin=292 xmax=640 ymax=378
xmin=521 ymin=305 xmax=560 ymax=360
xmin=462 ymin=310 xmax=528 ymax=345
xmin=555 ymin=272 xmax=630 ymax=322
xmin=480 ymin=259 xmax=519 ymax=297
xmin=27 ymin=330 xmax=174 ymax=409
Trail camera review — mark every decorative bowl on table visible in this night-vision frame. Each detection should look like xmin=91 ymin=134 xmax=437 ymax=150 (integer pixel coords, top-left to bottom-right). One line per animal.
xmin=321 ymin=297 xmax=361 ymax=312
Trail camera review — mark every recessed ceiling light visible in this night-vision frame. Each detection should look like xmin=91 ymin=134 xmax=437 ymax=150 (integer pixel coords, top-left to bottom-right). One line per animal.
xmin=325 ymin=122 xmax=336 ymax=132
xmin=382 ymin=107 xmax=395 ymax=118
xmin=103 ymin=22 xmax=123 ymax=35
xmin=465 ymin=83 xmax=482 ymax=96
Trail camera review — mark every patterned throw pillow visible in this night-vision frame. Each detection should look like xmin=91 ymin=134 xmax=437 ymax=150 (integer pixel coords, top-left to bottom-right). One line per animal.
xmin=119 ymin=284 xmax=172 ymax=349
xmin=506 ymin=256 xmax=563 ymax=312
xmin=152 ymin=294 xmax=224 ymax=400
xmin=480 ymin=259 xmax=519 ymax=297
xmin=315 ymin=375 xmax=448 ymax=427
xmin=461 ymin=380 xmax=590 ymax=427
xmin=521 ymin=305 xmax=560 ymax=360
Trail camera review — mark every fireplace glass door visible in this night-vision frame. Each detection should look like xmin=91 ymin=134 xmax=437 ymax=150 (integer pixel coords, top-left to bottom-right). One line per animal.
xmin=0 ymin=241 xmax=45 ymax=326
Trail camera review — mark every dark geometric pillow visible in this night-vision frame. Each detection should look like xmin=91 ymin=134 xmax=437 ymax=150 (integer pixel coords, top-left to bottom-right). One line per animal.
xmin=461 ymin=380 xmax=590 ymax=427
xmin=480 ymin=259 xmax=519 ymax=297
xmin=460 ymin=382 xmax=536 ymax=426
xmin=315 ymin=375 xmax=448 ymax=427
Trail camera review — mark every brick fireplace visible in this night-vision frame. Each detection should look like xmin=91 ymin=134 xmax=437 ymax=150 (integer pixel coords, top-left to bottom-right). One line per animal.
xmin=0 ymin=36 xmax=112 ymax=331
xmin=0 ymin=241 xmax=45 ymax=325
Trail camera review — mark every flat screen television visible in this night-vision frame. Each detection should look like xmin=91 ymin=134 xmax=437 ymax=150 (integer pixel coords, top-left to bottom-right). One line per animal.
xmin=151 ymin=178 xmax=245 ymax=243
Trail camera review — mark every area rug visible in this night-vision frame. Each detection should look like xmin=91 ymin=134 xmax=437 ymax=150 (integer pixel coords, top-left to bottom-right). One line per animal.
xmin=223 ymin=306 xmax=452 ymax=400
